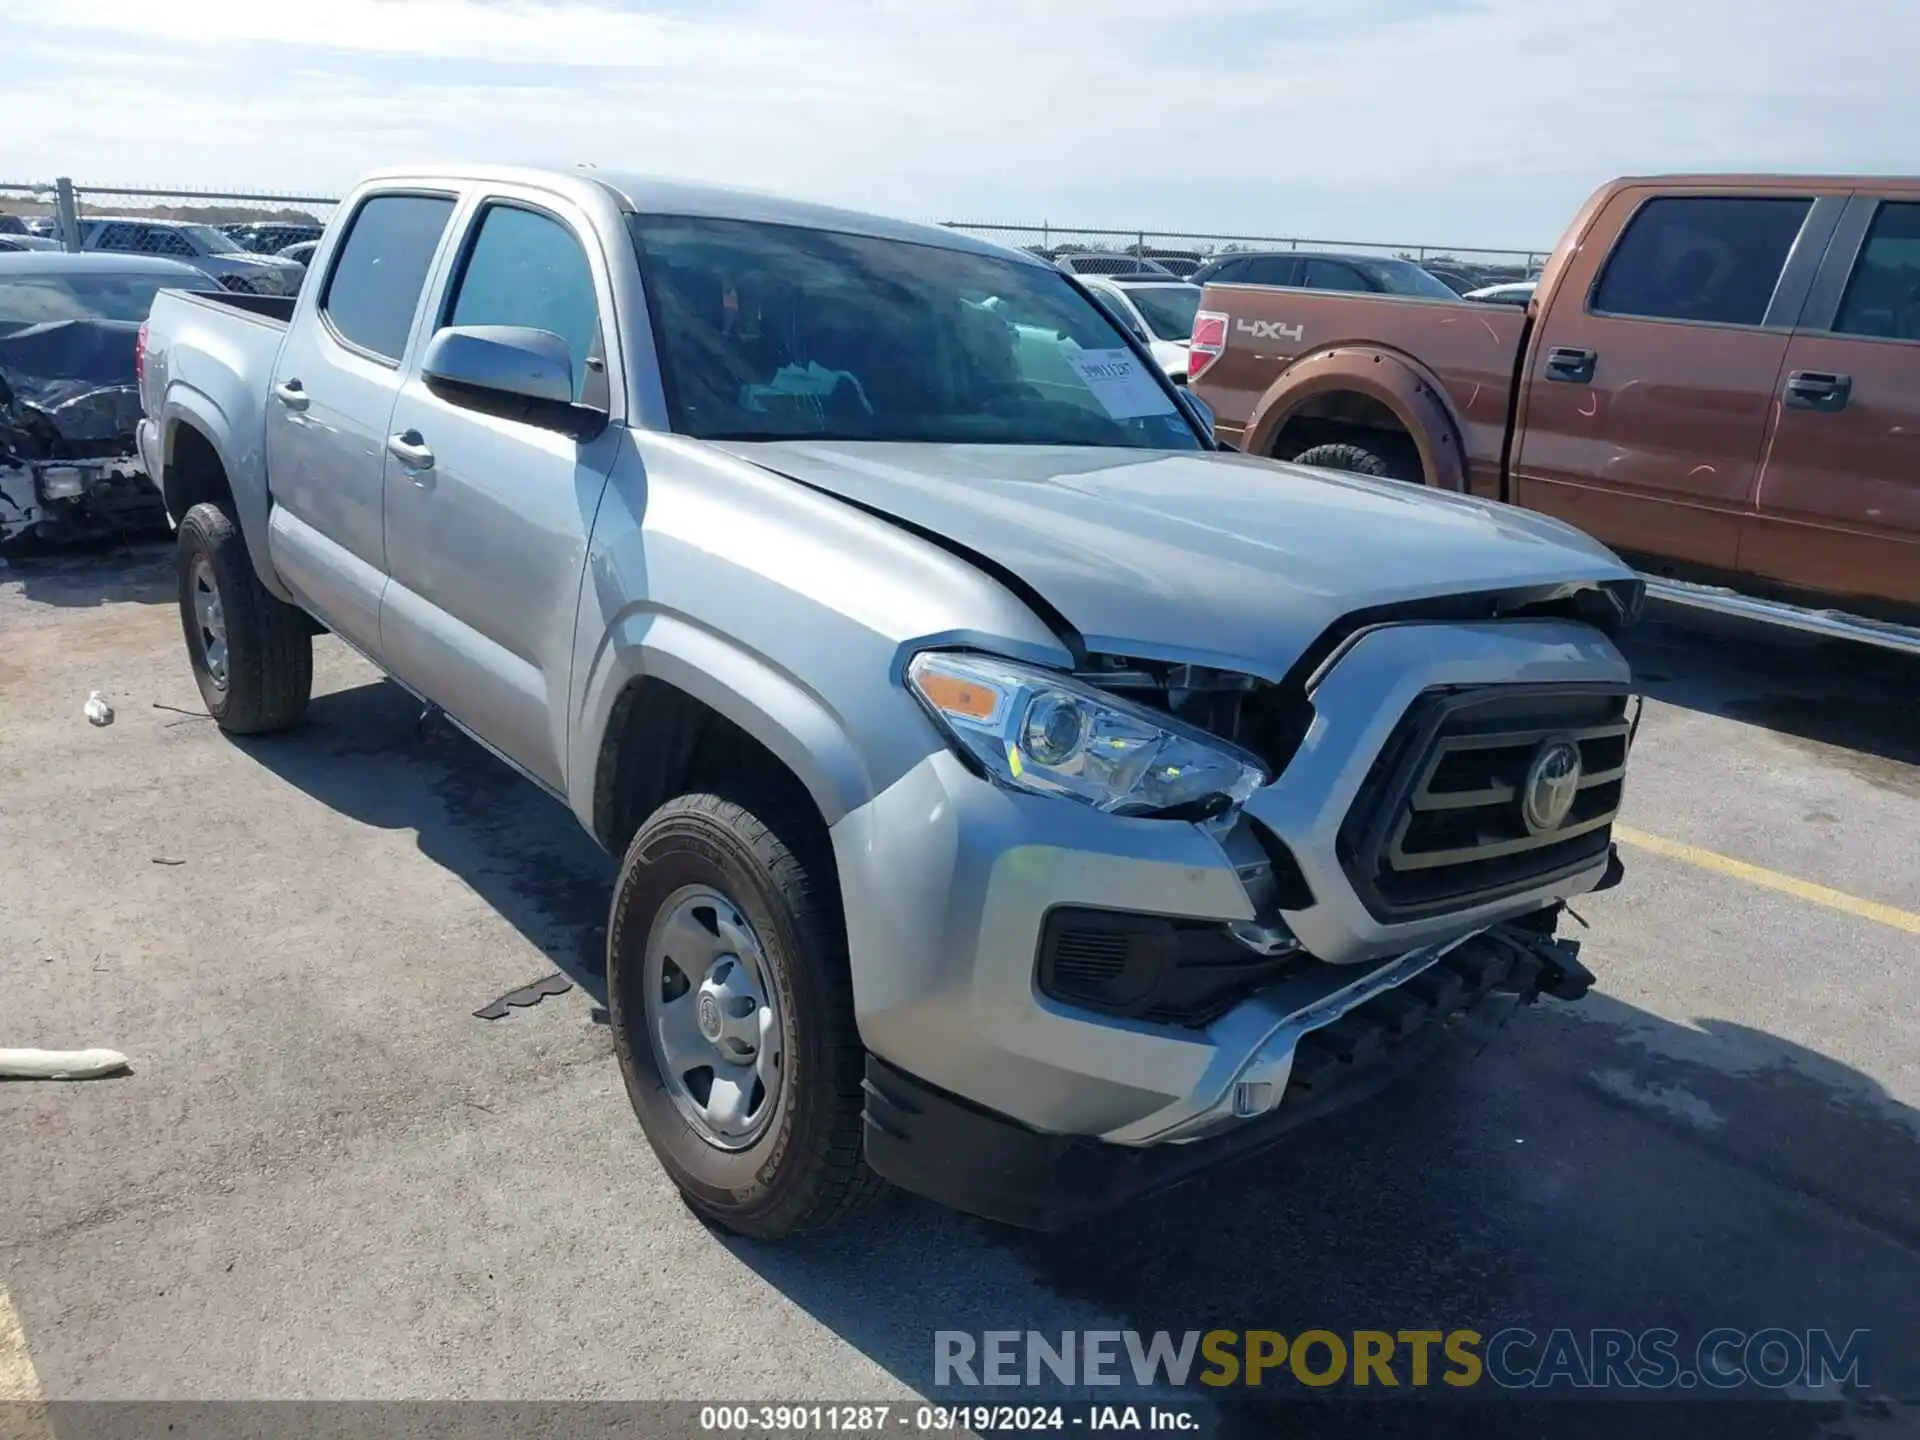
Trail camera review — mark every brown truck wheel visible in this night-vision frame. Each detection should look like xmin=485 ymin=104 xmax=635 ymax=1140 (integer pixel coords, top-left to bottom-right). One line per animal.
xmin=1289 ymin=441 xmax=1415 ymax=483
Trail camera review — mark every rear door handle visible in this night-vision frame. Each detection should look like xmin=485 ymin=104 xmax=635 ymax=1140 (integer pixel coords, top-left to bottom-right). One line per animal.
xmin=272 ymin=379 xmax=309 ymax=412
xmin=1783 ymin=370 xmax=1851 ymax=412
xmin=1544 ymin=347 xmax=1597 ymax=383
xmin=386 ymin=429 xmax=435 ymax=473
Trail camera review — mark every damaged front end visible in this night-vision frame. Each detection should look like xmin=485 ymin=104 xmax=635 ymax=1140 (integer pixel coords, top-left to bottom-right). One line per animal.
xmin=0 ymin=318 xmax=162 ymax=552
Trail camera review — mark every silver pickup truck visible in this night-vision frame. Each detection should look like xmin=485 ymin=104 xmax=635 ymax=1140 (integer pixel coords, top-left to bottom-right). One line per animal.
xmin=137 ymin=165 xmax=1641 ymax=1238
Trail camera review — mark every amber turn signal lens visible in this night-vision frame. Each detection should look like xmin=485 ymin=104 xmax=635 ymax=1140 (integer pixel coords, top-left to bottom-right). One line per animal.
xmin=913 ymin=668 xmax=1001 ymax=721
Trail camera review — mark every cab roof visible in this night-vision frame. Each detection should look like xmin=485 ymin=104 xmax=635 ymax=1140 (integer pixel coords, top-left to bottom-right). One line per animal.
xmin=351 ymin=163 xmax=1046 ymax=267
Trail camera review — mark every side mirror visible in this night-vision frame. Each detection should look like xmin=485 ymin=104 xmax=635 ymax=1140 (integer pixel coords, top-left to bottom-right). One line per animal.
xmin=421 ymin=325 xmax=607 ymax=440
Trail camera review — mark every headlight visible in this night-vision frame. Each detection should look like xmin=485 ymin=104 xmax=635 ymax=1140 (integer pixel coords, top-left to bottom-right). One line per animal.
xmin=907 ymin=651 xmax=1266 ymax=819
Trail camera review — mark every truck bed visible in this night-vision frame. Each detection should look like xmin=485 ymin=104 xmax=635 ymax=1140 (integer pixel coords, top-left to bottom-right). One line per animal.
xmin=170 ymin=289 xmax=296 ymax=328
xmin=1195 ymin=285 xmax=1527 ymax=496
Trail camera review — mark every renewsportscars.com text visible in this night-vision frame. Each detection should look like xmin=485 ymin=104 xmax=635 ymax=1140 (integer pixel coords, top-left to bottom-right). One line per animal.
xmin=933 ymin=1328 xmax=1871 ymax=1391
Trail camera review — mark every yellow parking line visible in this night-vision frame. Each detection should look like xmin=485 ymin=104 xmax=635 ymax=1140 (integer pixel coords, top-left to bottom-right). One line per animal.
xmin=0 ymin=1287 xmax=43 ymax=1403
xmin=0 ymin=1284 xmax=53 ymax=1440
xmin=1614 ymin=825 xmax=1920 ymax=936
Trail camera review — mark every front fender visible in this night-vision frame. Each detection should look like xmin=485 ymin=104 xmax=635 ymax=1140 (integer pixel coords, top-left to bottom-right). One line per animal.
xmin=162 ymin=384 xmax=291 ymax=602
xmin=1244 ymin=345 xmax=1470 ymax=493
xmin=569 ymin=605 xmax=874 ymax=838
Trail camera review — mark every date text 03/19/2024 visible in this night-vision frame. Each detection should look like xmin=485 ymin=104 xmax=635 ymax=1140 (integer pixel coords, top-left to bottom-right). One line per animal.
xmin=698 ymin=1404 xmax=1199 ymax=1433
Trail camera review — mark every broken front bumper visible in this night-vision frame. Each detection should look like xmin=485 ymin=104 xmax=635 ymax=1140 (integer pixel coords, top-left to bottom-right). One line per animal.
xmin=861 ymin=921 xmax=1595 ymax=1231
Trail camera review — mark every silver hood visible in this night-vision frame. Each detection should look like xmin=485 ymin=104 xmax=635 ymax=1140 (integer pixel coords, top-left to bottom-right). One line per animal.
xmin=717 ymin=441 xmax=1639 ymax=679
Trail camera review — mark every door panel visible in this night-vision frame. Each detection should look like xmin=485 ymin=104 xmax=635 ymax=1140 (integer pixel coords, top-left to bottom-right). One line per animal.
xmin=380 ymin=197 xmax=620 ymax=791
xmin=262 ymin=192 xmax=457 ymax=657
xmin=1748 ymin=198 xmax=1920 ymax=606
xmin=1513 ymin=191 xmax=1827 ymax=570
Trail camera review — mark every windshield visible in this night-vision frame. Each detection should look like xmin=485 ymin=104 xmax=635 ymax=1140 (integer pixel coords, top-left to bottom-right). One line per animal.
xmin=0 ymin=274 xmax=202 ymax=329
xmin=1120 ymin=284 xmax=1202 ymax=342
xmin=629 ymin=216 xmax=1203 ymax=450
xmin=1359 ymin=260 xmax=1463 ymax=299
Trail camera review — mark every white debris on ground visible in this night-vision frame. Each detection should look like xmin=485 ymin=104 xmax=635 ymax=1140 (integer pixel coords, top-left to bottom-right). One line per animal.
xmin=0 ymin=1048 xmax=131 ymax=1080
xmin=82 ymin=690 xmax=114 ymax=726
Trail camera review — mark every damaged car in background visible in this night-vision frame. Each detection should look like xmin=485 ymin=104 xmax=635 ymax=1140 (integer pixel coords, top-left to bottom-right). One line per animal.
xmin=0 ymin=252 xmax=209 ymax=551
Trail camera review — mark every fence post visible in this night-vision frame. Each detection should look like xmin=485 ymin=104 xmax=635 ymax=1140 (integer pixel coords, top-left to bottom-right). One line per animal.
xmin=1042 ymin=220 xmax=1049 ymax=250
xmin=55 ymin=177 xmax=81 ymax=253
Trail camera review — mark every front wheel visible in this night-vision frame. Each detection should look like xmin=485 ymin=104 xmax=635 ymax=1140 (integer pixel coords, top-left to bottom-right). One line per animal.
xmin=606 ymin=787 xmax=885 ymax=1239
xmin=176 ymin=502 xmax=312 ymax=734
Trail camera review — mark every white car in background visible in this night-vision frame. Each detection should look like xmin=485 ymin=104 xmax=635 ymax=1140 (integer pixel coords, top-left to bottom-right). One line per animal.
xmin=1078 ymin=275 xmax=1204 ymax=383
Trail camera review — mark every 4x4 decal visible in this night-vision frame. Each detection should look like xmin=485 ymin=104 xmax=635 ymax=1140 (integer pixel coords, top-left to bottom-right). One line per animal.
xmin=1236 ymin=318 xmax=1305 ymax=342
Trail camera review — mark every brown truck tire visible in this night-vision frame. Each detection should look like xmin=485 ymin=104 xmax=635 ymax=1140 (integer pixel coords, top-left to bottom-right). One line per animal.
xmin=1289 ymin=441 xmax=1411 ymax=483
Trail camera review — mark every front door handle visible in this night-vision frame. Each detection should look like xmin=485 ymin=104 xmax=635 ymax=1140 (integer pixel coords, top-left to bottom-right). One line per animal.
xmin=1783 ymin=370 xmax=1852 ymax=412
xmin=1544 ymin=346 xmax=1597 ymax=384
xmin=386 ymin=429 xmax=435 ymax=472
xmin=273 ymin=379 xmax=309 ymax=412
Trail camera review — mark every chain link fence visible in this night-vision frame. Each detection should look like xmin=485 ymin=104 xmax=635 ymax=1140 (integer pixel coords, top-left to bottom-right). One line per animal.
xmin=0 ymin=179 xmax=1545 ymax=288
xmin=0 ymin=180 xmax=340 ymax=257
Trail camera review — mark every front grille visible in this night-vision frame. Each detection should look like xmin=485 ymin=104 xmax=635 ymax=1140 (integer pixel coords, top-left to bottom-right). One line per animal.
xmin=1340 ymin=684 xmax=1632 ymax=921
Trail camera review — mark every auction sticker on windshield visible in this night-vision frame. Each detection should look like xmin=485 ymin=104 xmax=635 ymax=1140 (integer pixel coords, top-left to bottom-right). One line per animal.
xmin=1065 ymin=348 xmax=1177 ymax=419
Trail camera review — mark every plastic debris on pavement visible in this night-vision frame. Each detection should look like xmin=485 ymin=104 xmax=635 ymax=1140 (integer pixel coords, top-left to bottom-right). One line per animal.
xmin=0 ymin=1048 xmax=131 ymax=1080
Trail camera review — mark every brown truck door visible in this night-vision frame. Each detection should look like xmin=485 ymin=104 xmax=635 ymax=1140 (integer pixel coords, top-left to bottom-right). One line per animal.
xmin=1512 ymin=191 xmax=1840 ymax=571
xmin=1746 ymin=195 xmax=1920 ymax=607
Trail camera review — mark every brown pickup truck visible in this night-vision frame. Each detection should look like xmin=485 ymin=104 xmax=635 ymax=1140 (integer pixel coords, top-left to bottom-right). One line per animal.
xmin=1188 ymin=174 xmax=1920 ymax=652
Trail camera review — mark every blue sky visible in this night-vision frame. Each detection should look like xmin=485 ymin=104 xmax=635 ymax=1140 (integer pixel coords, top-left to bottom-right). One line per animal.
xmin=2 ymin=0 xmax=1913 ymax=251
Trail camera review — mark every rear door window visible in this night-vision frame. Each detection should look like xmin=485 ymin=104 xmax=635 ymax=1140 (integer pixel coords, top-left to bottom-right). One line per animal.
xmin=1832 ymin=201 xmax=1920 ymax=341
xmin=1241 ymin=256 xmax=1298 ymax=286
xmin=147 ymin=228 xmax=195 ymax=258
xmin=1300 ymin=258 xmax=1374 ymax=292
xmin=320 ymin=193 xmax=457 ymax=363
xmin=1593 ymin=196 xmax=1811 ymax=327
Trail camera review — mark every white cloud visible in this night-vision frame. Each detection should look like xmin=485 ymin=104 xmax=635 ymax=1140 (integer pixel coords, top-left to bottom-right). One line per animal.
xmin=2 ymin=0 xmax=1916 ymax=248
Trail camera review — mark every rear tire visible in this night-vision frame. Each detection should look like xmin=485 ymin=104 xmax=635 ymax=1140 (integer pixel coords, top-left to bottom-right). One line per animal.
xmin=176 ymin=502 xmax=312 ymax=734
xmin=1289 ymin=441 xmax=1407 ymax=481
xmin=607 ymin=786 xmax=885 ymax=1239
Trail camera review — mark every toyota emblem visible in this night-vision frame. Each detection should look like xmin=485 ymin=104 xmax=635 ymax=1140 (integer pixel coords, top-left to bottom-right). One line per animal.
xmin=1521 ymin=737 xmax=1583 ymax=834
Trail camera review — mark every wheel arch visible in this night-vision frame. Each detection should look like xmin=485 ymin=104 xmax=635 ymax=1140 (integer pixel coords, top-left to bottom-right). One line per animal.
xmin=1244 ymin=346 xmax=1470 ymax=492
xmin=580 ymin=616 xmax=873 ymax=860
xmin=160 ymin=390 xmax=292 ymax=602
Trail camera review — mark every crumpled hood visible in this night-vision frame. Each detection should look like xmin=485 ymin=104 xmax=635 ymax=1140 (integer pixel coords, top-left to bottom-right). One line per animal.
xmin=716 ymin=440 xmax=1636 ymax=679
xmin=0 ymin=319 xmax=142 ymax=455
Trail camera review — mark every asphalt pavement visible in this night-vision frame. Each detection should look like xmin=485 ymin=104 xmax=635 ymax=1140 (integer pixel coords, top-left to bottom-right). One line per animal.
xmin=1 ymin=543 xmax=1915 ymax=1438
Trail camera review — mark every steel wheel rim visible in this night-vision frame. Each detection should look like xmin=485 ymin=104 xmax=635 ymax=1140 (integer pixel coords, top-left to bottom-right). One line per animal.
xmin=642 ymin=884 xmax=784 ymax=1151
xmin=191 ymin=556 xmax=228 ymax=689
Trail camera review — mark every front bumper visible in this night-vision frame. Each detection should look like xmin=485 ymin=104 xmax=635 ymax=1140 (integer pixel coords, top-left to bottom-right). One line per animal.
xmin=862 ymin=922 xmax=1595 ymax=1230
xmin=830 ymin=618 xmax=1629 ymax=1142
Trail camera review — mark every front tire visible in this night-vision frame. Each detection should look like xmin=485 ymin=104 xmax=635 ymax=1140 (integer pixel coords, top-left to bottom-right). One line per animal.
xmin=176 ymin=502 xmax=312 ymax=734
xmin=607 ymin=787 xmax=884 ymax=1239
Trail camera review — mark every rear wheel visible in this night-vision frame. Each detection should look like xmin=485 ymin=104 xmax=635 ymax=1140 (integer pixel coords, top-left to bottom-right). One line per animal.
xmin=176 ymin=502 xmax=312 ymax=733
xmin=606 ymin=786 xmax=884 ymax=1239
xmin=1289 ymin=440 xmax=1413 ymax=482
